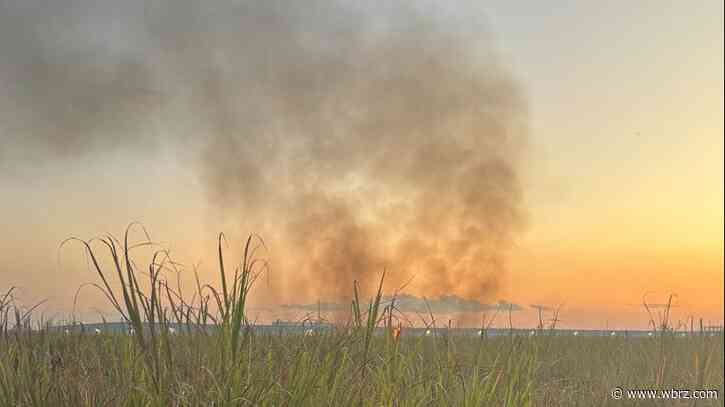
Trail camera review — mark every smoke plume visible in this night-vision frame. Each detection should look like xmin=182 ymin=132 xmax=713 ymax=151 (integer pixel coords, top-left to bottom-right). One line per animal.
xmin=282 ymin=295 xmax=522 ymax=314
xmin=0 ymin=1 xmax=527 ymax=304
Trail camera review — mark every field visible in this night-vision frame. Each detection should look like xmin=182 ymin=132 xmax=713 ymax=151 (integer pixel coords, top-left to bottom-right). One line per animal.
xmin=0 ymin=232 xmax=722 ymax=406
xmin=0 ymin=327 xmax=722 ymax=406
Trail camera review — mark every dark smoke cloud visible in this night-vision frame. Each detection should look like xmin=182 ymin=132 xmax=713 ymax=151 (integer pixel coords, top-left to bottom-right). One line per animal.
xmin=280 ymin=302 xmax=348 ymax=313
xmin=281 ymin=294 xmax=522 ymax=314
xmin=0 ymin=1 xmax=527 ymax=303
xmin=0 ymin=2 xmax=160 ymax=161
xmin=392 ymin=295 xmax=522 ymax=313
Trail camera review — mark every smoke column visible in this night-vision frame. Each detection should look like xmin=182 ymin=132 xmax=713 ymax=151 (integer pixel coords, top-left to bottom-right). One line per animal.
xmin=0 ymin=1 xmax=528 ymax=303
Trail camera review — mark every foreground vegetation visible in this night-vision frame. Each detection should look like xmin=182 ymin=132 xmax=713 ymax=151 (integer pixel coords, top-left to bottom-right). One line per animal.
xmin=0 ymin=227 xmax=722 ymax=406
xmin=0 ymin=328 xmax=722 ymax=406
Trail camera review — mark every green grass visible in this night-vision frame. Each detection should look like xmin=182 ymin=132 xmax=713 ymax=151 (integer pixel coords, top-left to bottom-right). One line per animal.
xmin=0 ymin=227 xmax=722 ymax=406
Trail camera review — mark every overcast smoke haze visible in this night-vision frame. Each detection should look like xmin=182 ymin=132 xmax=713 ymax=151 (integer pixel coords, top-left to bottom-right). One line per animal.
xmin=0 ymin=1 xmax=722 ymax=329
xmin=1 ymin=0 xmax=527 ymax=318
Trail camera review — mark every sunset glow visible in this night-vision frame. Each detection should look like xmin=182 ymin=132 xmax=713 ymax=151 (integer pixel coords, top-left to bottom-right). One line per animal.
xmin=0 ymin=1 xmax=721 ymax=330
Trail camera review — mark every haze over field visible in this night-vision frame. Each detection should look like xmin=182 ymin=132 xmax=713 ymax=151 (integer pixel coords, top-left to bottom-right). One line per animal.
xmin=0 ymin=1 xmax=722 ymax=329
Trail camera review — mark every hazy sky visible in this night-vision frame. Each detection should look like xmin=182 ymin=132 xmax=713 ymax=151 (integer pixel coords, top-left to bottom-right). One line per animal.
xmin=1 ymin=1 xmax=722 ymax=329
xmin=487 ymin=1 xmax=723 ymax=329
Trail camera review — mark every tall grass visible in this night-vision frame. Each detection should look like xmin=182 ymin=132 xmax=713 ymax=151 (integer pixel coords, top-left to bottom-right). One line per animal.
xmin=0 ymin=226 xmax=722 ymax=406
